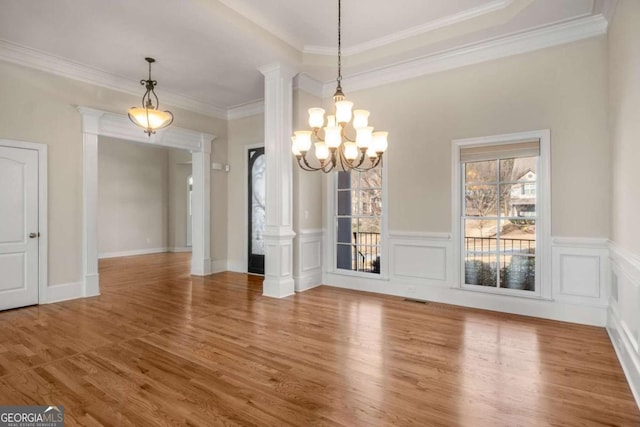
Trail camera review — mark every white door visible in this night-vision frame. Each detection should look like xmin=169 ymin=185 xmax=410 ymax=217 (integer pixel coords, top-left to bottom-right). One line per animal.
xmin=0 ymin=146 xmax=39 ymax=310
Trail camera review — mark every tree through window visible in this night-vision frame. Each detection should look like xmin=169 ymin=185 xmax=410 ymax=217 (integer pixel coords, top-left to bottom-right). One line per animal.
xmin=463 ymin=152 xmax=538 ymax=291
xmin=336 ymin=167 xmax=382 ymax=274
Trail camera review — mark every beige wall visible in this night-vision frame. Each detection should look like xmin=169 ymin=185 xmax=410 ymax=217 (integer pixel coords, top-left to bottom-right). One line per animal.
xmin=331 ymin=36 xmax=610 ymax=237
xmin=227 ymin=114 xmax=264 ymax=270
xmin=0 ymin=60 xmax=226 ymax=286
xmin=608 ymin=0 xmax=640 ymax=255
xmin=168 ymin=148 xmax=192 ymax=250
xmin=98 ymin=137 xmax=169 ymax=255
xmin=292 ymin=90 xmax=323 ymax=232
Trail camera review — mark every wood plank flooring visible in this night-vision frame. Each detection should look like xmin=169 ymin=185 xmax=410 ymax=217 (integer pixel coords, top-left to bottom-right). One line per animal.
xmin=0 ymin=252 xmax=638 ymax=426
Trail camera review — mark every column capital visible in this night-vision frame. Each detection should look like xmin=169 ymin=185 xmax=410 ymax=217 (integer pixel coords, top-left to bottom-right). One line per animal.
xmin=258 ymin=62 xmax=298 ymax=80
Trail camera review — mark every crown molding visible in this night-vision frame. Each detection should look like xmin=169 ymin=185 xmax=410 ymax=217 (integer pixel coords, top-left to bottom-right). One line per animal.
xmin=304 ymin=0 xmax=514 ymax=56
xmin=597 ymin=0 xmax=618 ymax=23
xmin=0 ymin=39 xmax=228 ymax=120
xmin=226 ymin=99 xmax=264 ymax=120
xmin=293 ymin=73 xmax=324 ymax=98
xmin=321 ymin=14 xmax=608 ymax=98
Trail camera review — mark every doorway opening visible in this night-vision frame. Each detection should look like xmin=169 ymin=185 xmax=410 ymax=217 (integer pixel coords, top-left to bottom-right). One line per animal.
xmin=248 ymin=146 xmax=265 ymax=275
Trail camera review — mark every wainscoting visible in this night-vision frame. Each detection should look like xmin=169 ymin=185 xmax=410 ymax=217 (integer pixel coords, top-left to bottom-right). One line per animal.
xmin=608 ymin=243 xmax=640 ymax=407
xmin=323 ymin=233 xmax=610 ymax=327
xmin=293 ymin=229 xmax=323 ymax=292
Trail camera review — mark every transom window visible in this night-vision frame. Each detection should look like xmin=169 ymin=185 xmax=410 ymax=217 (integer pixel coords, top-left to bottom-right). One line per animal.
xmin=336 ymin=167 xmax=382 ymax=274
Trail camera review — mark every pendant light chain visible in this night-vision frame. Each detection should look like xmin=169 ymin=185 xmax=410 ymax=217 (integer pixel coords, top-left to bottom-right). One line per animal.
xmin=337 ymin=0 xmax=342 ymax=88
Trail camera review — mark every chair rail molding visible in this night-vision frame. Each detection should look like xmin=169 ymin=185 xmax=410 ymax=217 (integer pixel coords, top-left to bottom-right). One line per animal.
xmin=77 ymin=106 xmax=216 ymax=300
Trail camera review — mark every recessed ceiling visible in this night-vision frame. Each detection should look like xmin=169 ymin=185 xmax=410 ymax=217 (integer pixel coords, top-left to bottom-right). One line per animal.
xmin=0 ymin=0 xmax=608 ymax=116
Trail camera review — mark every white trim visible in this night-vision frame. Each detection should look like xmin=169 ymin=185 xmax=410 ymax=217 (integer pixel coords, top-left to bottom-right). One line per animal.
xmin=607 ymin=242 xmax=640 ymax=409
xmin=294 ymin=229 xmax=323 ymax=292
xmin=304 ymin=0 xmax=514 ymax=56
xmin=595 ymin=0 xmax=619 ymax=22
xmin=388 ymin=231 xmax=452 ymax=241
xmin=321 ymin=15 xmax=608 ymax=98
xmin=169 ymin=246 xmax=192 ymax=253
xmin=324 ymin=157 xmax=389 ymax=280
xmin=0 ymin=139 xmax=48 ymax=305
xmin=293 ymin=74 xmax=324 ymax=98
xmin=551 ymin=237 xmax=609 ymax=249
xmin=227 ymin=100 xmax=264 ymax=120
xmin=45 ymin=281 xmax=84 ymax=304
xmin=322 ymin=273 xmax=607 ymax=326
xmin=227 ymin=260 xmax=246 ymax=273
xmin=0 ymin=40 xmax=228 ymax=119
xmin=98 ymin=248 xmax=169 ymax=259
xmin=608 ymin=310 xmax=640 ymax=410
xmin=78 ymin=107 xmax=215 ymax=301
xmin=451 ymin=129 xmax=552 ymax=299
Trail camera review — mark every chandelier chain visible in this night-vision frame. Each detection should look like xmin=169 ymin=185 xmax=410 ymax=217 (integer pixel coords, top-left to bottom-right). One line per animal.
xmin=337 ymin=0 xmax=342 ymax=86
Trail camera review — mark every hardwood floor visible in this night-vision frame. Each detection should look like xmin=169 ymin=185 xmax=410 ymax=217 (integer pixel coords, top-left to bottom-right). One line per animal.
xmin=0 ymin=253 xmax=638 ymax=426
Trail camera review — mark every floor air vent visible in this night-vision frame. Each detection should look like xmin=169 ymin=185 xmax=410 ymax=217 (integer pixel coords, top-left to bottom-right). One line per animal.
xmin=404 ymin=298 xmax=428 ymax=304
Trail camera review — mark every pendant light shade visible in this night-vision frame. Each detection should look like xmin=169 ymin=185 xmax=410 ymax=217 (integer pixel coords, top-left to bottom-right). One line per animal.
xmin=128 ymin=57 xmax=174 ymax=136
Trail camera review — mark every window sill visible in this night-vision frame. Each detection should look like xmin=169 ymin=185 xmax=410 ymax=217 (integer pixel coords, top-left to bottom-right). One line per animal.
xmin=327 ymin=269 xmax=390 ymax=281
xmin=453 ymin=284 xmax=553 ymax=301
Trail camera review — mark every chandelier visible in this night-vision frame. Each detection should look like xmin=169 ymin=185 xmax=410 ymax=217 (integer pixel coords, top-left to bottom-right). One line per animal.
xmin=291 ymin=0 xmax=388 ymax=173
xmin=128 ymin=57 xmax=174 ymax=136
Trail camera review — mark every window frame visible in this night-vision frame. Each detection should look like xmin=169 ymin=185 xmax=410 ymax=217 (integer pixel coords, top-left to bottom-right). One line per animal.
xmin=452 ymin=130 xmax=551 ymax=300
xmin=326 ymin=164 xmax=389 ymax=280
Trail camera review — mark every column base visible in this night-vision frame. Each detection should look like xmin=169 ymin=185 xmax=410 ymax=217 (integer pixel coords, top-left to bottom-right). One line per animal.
xmin=263 ymin=276 xmax=296 ymax=298
xmin=191 ymin=258 xmax=212 ymax=276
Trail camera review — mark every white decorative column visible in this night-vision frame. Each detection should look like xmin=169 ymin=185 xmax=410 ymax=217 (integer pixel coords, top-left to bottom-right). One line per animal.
xmin=259 ymin=63 xmax=296 ymax=298
xmin=78 ymin=107 xmax=102 ymax=297
xmin=191 ymin=140 xmax=212 ymax=276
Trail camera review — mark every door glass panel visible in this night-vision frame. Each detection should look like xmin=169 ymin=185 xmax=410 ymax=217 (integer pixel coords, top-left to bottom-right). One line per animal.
xmin=248 ymin=147 xmax=265 ymax=274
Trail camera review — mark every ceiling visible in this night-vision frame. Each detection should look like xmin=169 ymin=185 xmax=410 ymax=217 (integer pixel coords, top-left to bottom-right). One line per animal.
xmin=0 ymin=0 xmax=613 ymax=118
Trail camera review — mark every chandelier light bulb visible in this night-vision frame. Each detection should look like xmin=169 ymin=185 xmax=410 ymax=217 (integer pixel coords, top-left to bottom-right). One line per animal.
xmin=366 ymin=146 xmax=378 ymax=159
xmin=344 ymin=142 xmax=359 ymax=160
xmin=353 ymin=110 xmax=370 ymax=129
xmin=324 ymin=126 xmax=342 ymax=148
xmin=294 ymin=130 xmax=313 ymax=152
xmin=372 ymin=131 xmax=389 ymax=153
xmin=356 ymin=126 xmax=374 ymax=148
xmin=291 ymin=136 xmax=301 ymax=156
xmin=308 ymin=108 xmax=326 ymax=128
xmin=315 ymin=142 xmax=330 ymax=161
xmin=326 ymin=115 xmax=337 ymax=127
xmin=335 ymin=100 xmax=354 ymax=124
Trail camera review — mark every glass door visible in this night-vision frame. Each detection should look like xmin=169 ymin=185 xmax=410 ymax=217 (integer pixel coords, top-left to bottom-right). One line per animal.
xmin=248 ymin=147 xmax=265 ymax=274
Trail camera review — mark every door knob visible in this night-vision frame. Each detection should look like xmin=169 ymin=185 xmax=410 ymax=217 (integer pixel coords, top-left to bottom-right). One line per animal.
xmin=29 ymin=232 xmax=39 ymax=238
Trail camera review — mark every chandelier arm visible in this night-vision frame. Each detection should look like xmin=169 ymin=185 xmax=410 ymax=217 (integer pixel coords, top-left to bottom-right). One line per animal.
xmin=301 ymin=154 xmax=319 ymax=171
xmin=297 ymin=156 xmax=319 ymax=172
xmin=352 ymin=150 xmax=367 ymax=169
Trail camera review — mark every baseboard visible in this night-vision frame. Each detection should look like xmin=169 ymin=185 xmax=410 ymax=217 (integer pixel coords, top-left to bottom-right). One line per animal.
xmin=98 ymin=247 xmax=168 ymax=259
xmin=210 ymin=259 xmax=228 ymax=274
xmin=45 ymin=281 xmax=84 ymax=304
xmin=322 ymin=272 xmax=607 ymax=326
xmin=227 ymin=259 xmax=246 ymax=273
xmin=168 ymin=246 xmax=192 ymax=253
xmin=607 ymin=304 xmax=640 ymax=409
xmin=294 ymin=270 xmax=322 ymax=292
